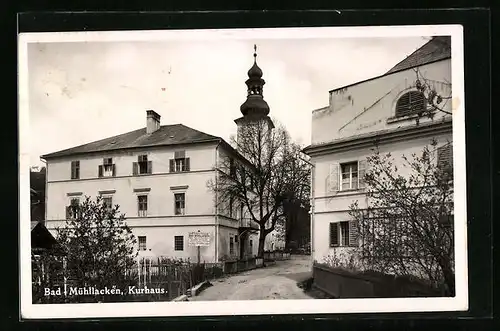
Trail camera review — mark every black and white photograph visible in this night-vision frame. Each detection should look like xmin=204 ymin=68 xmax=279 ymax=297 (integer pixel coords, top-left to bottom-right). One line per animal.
xmin=19 ymin=25 xmax=467 ymax=319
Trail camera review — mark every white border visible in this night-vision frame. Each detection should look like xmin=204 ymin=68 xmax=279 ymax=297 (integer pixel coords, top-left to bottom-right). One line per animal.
xmin=19 ymin=25 xmax=467 ymax=319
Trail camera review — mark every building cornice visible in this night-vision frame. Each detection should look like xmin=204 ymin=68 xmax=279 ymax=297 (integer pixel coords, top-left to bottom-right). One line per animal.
xmin=303 ymin=117 xmax=452 ymax=157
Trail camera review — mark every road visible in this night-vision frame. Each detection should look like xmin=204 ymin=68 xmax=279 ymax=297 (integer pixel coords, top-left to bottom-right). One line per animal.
xmin=190 ymin=255 xmax=314 ymax=301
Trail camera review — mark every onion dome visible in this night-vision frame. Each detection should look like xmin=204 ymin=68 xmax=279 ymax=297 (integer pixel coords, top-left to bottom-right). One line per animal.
xmin=240 ymin=45 xmax=270 ymax=117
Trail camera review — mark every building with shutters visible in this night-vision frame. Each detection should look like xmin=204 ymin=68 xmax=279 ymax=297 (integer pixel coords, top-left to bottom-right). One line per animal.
xmin=303 ymin=36 xmax=454 ymax=264
xmin=40 ymin=47 xmax=290 ymax=263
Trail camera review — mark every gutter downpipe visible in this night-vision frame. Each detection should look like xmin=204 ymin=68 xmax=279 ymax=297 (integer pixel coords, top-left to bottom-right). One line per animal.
xmin=215 ymin=141 xmax=221 ymax=263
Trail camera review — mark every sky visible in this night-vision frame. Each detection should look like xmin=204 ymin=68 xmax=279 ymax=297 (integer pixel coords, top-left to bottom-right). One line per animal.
xmin=27 ymin=32 xmax=430 ymax=167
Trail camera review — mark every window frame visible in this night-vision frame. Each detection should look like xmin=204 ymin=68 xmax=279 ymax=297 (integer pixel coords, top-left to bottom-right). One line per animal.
xmin=340 ymin=161 xmax=359 ymax=191
xmin=137 ymin=195 xmax=148 ymax=217
xmin=330 ymin=221 xmax=357 ymax=247
xmin=174 ymin=193 xmax=186 ymax=215
xmin=138 ymin=236 xmax=147 ymax=251
xmin=71 ymin=161 xmax=80 ymax=180
xmin=102 ymin=196 xmax=113 ymax=213
xmin=174 ymin=235 xmax=184 ymax=251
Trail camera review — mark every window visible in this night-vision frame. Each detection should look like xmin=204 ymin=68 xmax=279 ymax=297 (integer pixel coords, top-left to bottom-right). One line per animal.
xmin=174 ymin=193 xmax=185 ymax=215
xmin=137 ymin=195 xmax=148 ymax=217
xmin=395 ymin=91 xmax=426 ymax=117
xmin=138 ymin=236 xmax=147 ymax=251
xmin=341 ymin=162 xmax=358 ymax=190
xmin=229 ymin=237 xmax=234 ymax=256
xmin=133 ymin=155 xmax=152 ymax=175
xmin=169 ymin=151 xmax=190 ymax=173
xmin=102 ymin=196 xmax=113 ymax=212
xmin=66 ymin=198 xmax=80 ymax=219
xmin=99 ymin=158 xmax=115 ymax=177
xmin=174 ymin=236 xmax=184 ymax=251
xmin=71 ymin=161 xmax=80 ymax=179
xmin=330 ymin=221 xmax=358 ymax=247
xmin=437 ymin=142 xmax=453 ymax=175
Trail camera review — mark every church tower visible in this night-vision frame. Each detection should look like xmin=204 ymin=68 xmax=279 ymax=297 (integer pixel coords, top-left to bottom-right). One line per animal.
xmin=235 ymin=45 xmax=275 ymax=150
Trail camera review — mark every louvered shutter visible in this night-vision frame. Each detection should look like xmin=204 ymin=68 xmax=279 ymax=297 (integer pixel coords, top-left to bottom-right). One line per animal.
xmin=147 ymin=161 xmax=152 ymax=174
xmin=112 ymin=164 xmax=116 ymax=177
xmin=437 ymin=143 xmax=453 ymax=173
xmin=98 ymin=165 xmax=103 ymax=177
xmin=169 ymin=159 xmax=174 ymax=172
xmin=329 ymin=223 xmax=339 ymax=247
xmin=66 ymin=206 xmax=70 ymax=219
xmin=358 ymin=159 xmax=367 ymax=189
xmin=132 ymin=162 xmax=138 ymax=175
xmin=349 ymin=220 xmax=359 ymax=246
xmin=329 ymin=163 xmax=339 ymax=194
xmin=185 ymin=158 xmax=190 ymax=171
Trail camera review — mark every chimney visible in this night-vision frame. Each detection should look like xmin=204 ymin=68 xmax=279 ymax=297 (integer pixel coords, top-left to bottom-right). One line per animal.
xmin=146 ymin=110 xmax=161 ymax=134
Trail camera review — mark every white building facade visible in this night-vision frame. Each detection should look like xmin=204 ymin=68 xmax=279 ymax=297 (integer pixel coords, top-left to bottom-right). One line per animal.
xmin=303 ymin=37 xmax=454 ymax=264
xmin=42 ymin=110 xmax=260 ymax=263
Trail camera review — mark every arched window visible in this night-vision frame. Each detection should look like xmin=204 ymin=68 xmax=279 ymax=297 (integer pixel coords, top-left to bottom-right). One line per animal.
xmin=395 ymin=91 xmax=426 ymax=117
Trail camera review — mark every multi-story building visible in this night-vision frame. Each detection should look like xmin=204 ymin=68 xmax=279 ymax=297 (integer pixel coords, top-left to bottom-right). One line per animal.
xmin=41 ymin=46 xmax=288 ymax=262
xmin=303 ymin=36 xmax=454 ymax=263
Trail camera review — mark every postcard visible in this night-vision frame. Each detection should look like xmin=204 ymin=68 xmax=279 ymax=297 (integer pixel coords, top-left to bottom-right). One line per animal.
xmin=19 ymin=24 xmax=467 ymax=319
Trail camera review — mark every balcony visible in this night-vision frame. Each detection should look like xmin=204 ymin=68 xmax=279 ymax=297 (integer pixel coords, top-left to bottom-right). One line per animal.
xmin=239 ymin=217 xmax=259 ymax=232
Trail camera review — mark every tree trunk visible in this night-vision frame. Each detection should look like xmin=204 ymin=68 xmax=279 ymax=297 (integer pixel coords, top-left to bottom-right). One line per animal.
xmin=438 ymin=256 xmax=455 ymax=296
xmin=257 ymin=229 xmax=266 ymax=258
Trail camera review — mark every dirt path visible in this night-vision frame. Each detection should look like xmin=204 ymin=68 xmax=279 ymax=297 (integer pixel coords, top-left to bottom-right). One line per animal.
xmin=190 ymin=255 xmax=314 ymax=301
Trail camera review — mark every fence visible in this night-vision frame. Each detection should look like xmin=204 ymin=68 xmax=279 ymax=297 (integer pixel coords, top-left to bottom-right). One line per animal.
xmin=263 ymin=251 xmax=291 ymax=261
xmin=135 ymin=257 xmax=224 ymax=301
xmin=312 ymin=263 xmax=442 ymax=298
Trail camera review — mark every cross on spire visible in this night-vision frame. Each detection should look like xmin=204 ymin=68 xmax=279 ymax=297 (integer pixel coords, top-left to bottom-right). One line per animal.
xmin=253 ymin=44 xmax=257 ymax=62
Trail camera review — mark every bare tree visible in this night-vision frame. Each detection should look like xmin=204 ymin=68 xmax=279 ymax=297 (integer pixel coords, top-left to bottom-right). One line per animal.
xmin=349 ymin=138 xmax=454 ymax=296
xmin=209 ymin=119 xmax=310 ymax=257
xmin=411 ymin=68 xmax=453 ymax=125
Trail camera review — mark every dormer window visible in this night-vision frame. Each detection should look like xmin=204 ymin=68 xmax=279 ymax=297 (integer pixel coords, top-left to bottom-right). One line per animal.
xmin=395 ymin=91 xmax=426 ymax=117
xmin=98 ymin=157 xmax=116 ymax=177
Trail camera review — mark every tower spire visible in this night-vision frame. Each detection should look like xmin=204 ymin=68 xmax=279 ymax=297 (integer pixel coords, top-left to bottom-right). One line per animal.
xmin=240 ymin=44 xmax=269 ymax=117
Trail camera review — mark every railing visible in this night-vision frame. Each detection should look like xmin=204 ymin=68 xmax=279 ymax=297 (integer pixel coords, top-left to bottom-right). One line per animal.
xmin=239 ymin=217 xmax=259 ymax=230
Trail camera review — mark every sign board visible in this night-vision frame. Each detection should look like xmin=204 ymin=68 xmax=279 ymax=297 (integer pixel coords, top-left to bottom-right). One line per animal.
xmin=188 ymin=231 xmax=211 ymax=247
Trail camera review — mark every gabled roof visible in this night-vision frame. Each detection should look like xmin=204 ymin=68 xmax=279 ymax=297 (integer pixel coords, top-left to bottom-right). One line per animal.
xmin=329 ymin=36 xmax=452 ymax=93
xmin=385 ymin=36 xmax=451 ymax=74
xmin=41 ymin=124 xmax=221 ymax=159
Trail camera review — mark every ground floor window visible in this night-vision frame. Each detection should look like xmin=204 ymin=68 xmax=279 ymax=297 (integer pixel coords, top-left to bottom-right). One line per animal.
xmin=330 ymin=221 xmax=357 ymax=247
xmin=138 ymin=236 xmax=147 ymax=251
xmin=174 ymin=235 xmax=184 ymax=251
xmin=229 ymin=237 xmax=234 ymax=256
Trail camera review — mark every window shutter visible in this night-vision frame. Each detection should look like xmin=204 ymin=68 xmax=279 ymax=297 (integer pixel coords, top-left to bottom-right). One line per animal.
xmin=169 ymin=159 xmax=174 ymax=172
xmin=98 ymin=165 xmax=103 ymax=178
xmin=147 ymin=161 xmax=152 ymax=174
xmin=329 ymin=163 xmax=339 ymax=194
xmin=132 ymin=162 xmax=138 ymax=175
xmin=437 ymin=143 xmax=453 ymax=172
xmin=358 ymin=159 xmax=367 ymax=189
xmin=329 ymin=223 xmax=339 ymax=247
xmin=185 ymin=158 xmax=190 ymax=171
xmin=70 ymin=163 xmax=75 ymax=179
xmin=112 ymin=164 xmax=116 ymax=177
xmin=349 ymin=220 xmax=359 ymax=246
xmin=66 ymin=206 xmax=70 ymax=219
